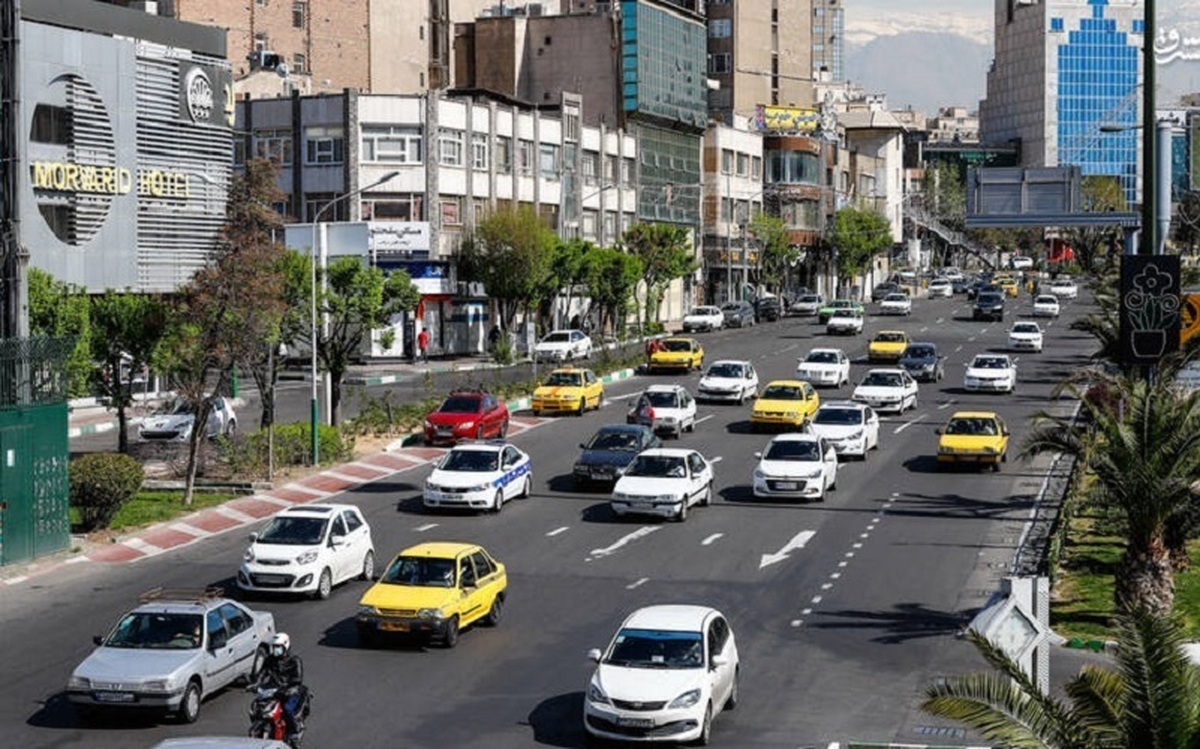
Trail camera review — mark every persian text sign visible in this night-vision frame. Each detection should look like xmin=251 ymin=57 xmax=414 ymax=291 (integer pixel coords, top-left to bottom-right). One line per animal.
xmin=754 ymin=105 xmax=820 ymax=134
xmin=1119 ymin=255 xmax=1181 ymax=366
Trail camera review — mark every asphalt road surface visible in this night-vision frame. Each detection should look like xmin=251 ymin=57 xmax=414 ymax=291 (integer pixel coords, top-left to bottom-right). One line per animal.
xmin=3 ymin=290 xmax=1095 ymax=748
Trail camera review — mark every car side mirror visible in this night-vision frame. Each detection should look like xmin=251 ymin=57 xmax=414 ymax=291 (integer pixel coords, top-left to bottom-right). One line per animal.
xmin=587 ymin=648 xmax=602 ymax=663
xmin=93 ymin=635 xmax=104 ymax=646
xmin=1002 ymin=429 xmax=1011 ymax=436
xmin=935 ymin=428 xmax=944 ymax=435
xmin=208 ymin=632 xmax=228 ymax=651
xmin=710 ymin=653 xmax=729 ymax=668
xmin=330 ymin=535 xmax=345 ymax=548
xmin=579 ymin=443 xmax=587 ymax=450
xmin=248 ymin=531 xmax=259 ymax=543
xmin=754 ymin=451 xmax=762 ymax=459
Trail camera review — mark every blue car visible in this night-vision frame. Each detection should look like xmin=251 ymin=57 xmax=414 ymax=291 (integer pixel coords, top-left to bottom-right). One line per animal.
xmin=572 ymin=424 xmax=661 ymax=486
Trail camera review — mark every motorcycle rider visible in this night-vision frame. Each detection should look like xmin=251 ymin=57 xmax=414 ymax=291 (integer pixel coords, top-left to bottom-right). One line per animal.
xmin=254 ymin=632 xmax=308 ymax=743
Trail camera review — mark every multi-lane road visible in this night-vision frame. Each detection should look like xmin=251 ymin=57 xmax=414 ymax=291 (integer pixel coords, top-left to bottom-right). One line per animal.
xmin=1 ymin=290 xmax=1095 ymax=748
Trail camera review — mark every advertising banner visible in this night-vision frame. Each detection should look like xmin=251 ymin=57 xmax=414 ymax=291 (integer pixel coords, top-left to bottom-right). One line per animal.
xmin=1119 ymin=255 xmax=1181 ymax=366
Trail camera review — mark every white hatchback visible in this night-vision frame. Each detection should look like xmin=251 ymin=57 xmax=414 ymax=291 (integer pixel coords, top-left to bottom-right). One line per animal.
xmin=611 ymin=448 xmax=713 ymax=521
xmin=1049 ymin=277 xmax=1078 ymax=299
xmin=809 ymin=401 xmax=880 ymax=459
xmin=1032 ymin=294 xmax=1061 ymax=317
xmin=1007 ymin=321 xmax=1044 ymax=353
xmin=682 ymin=306 xmax=725 ymax=333
xmin=796 ymin=347 xmax=851 ymax=387
xmin=752 ymin=433 xmax=839 ymax=501
xmin=627 ymin=384 xmax=699 ymax=438
xmin=964 ymin=353 xmax=1018 ymax=393
xmin=879 ymin=293 xmax=913 ymax=315
xmin=927 ymin=279 xmax=953 ymax=298
xmin=584 ymin=605 xmax=739 ymax=745
xmin=697 ymin=360 xmax=758 ymax=404
xmin=826 ymin=309 xmax=864 ymax=335
xmin=238 ymin=504 xmax=375 ymax=599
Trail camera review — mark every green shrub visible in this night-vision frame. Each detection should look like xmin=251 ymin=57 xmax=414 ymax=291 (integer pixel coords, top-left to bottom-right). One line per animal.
xmin=70 ymin=453 xmax=145 ymax=531
xmin=492 ymin=334 xmax=514 ymax=365
xmin=344 ymin=392 xmax=439 ymax=438
xmin=240 ymin=422 xmax=354 ymax=468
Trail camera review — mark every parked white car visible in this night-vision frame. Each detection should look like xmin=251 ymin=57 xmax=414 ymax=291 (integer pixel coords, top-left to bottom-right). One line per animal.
xmin=852 ymin=368 xmax=919 ymax=414
xmin=809 ymin=401 xmax=880 ymax=459
xmin=1049 ymin=277 xmax=1078 ymax=299
xmin=1007 ymin=321 xmax=1044 ymax=353
xmin=584 ymin=605 xmax=739 ymax=744
xmin=879 ymin=293 xmax=913 ymax=315
xmin=1010 ymin=255 xmax=1035 ymax=270
xmin=1032 ymin=294 xmax=1061 ymax=318
xmin=796 ymin=347 xmax=851 ymax=387
xmin=789 ymin=293 xmax=824 ymax=316
xmin=964 ymin=353 xmax=1018 ymax=393
xmin=238 ymin=504 xmax=375 ymax=599
xmin=610 ymin=448 xmax=714 ymax=521
xmin=423 ymin=441 xmax=533 ymax=512
xmin=534 ymin=329 xmax=592 ymax=362
xmin=937 ymin=267 xmax=965 ymax=282
xmin=627 ymin=384 xmax=698 ymax=438
xmin=697 ymin=360 xmax=759 ymax=404
xmin=826 ymin=309 xmax=864 ymax=335
xmin=752 ymin=433 xmax=838 ymax=501
xmin=681 ymin=306 xmax=725 ymax=333
xmin=139 ymin=397 xmax=237 ymax=442
xmin=927 ymin=279 xmax=953 ymax=298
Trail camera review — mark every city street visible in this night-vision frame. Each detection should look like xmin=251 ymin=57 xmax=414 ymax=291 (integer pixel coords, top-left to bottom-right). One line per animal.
xmin=0 ymin=290 xmax=1094 ymax=748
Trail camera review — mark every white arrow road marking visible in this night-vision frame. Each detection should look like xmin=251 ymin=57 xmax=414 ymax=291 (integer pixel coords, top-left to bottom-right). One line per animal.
xmin=893 ymin=413 xmax=928 ymax=433
xmin=415 ymin=523 xmax=439 ymax=532
xmin=546 ymin=526 xmax=570 ymax=537
xmin=588 ymin=526 xmax=660 ymax=559
xmin=759 ymin=529 xmax=817 ymax=569
xmin=938 ymin=399 xmax=957 ymax=410
xmin=626 ymin=577 xmax=649 ymax=590
xmin=701 ymin=533 xmax=724 ymax=546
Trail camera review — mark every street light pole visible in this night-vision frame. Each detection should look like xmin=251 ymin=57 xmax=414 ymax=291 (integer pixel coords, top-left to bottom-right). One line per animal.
xmin=1142 ymin=0 xmax=1156 ymax=256
xmin=307 ymin=170 xmax=399 ymax=465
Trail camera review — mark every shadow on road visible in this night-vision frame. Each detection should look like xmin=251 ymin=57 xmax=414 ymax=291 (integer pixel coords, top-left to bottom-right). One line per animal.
xmin=526 ymin=691 xmax=588 ymax=747
xmin=318 ymin=615 xmax=433 ymax=652
xmin=807 ymin=601 xmax=976 ymax=644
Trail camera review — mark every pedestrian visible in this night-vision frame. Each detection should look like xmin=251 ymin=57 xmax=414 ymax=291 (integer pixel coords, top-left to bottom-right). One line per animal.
xmin=487 ymin=324 xmax=501 ymax=354
xmin=417 ymin=327 xmax=429 ymax=363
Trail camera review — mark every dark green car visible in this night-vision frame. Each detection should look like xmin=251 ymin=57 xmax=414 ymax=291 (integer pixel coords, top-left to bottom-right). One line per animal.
xmin=817 ymin=299 xmax=865 ymax=324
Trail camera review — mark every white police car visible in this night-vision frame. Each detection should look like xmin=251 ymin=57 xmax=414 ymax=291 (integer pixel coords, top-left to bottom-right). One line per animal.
xmin=423 ymin=441 xmax=533 ymax=513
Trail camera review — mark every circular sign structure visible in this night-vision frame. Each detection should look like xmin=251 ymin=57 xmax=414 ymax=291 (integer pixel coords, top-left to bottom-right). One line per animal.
xmin=184 ymin=66 xmax=214 ymax=123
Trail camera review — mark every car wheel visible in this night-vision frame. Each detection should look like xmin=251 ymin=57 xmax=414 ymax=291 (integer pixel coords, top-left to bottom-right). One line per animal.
xmin=225 ymin=419 xmax=237 ymax=437
xmin=675 ymin=498 xmax=688 ymax=522
xmin=247 ymin=646 xmax=267 ymax=684
xmin=442 ymin=616 xmax=460 ymax=648
xmin=577 ymin=398 xmax=586 ymax=416
xmin=911 ymin=395 xmax=919 ymax=410
xmin=992 ymin=461 xmax=1002 ymax=473
xmin=493 ymin=489 xmax=505 ymax=513
xmin=726 ymin=668 xmax=739 ymax=710
xmin=178 ymin=681 xmax=201 ymax=724
xmin=686 ymin=419 xmax=695 ymax=433
xmin=696 ymin=703 xmax=713 ymax=746
xmin=476 ymin=425 xmax=485 ymax=440
xmin=484 ymin=594 xmax=505 ymax=627
xmin=499 ymin=419 xmax=509 ymax=438
xmin=700 ymin=483 xmax=712 ymax=507
xmin=315 ymin=568 xmax=333 ymax=600
xmin=1002 ymin=451 xmax=1009 ymax=463
xmin=361 ymin=550 xmax=376 ymax=581
xmin=520 ymin=476 xmax=532 ymax=499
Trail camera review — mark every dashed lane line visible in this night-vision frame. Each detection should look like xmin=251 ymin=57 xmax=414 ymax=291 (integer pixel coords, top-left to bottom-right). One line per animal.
xmin=893 ymin=413 xmax=928 ymax=433
xmin=414 ymin=523 xmax=439 ymax=532
xmin=701 ymin=533 xmax=724 ymax=546
xmin=626 ymin=577 xmax=649 ymax=590
xmin=546 ymin=526 xmax=570 ymax=537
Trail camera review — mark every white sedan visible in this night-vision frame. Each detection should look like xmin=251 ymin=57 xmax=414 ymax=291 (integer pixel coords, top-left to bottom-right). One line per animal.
xmin=627 ymin=384 xmax=698 ymax=438
xmin=139 ymin=396 xmax=238 ymax=442
xmin=534 ymin=329 xmax=592 ymax=361
xmin=796 ymin=347 xmax=851 ymax=387
xmin=1007 ymin=321 xmax=1044 ymax=353
xmin=852 ymin=368 xmax=919 ymax=414
xmin=826 ymin=309 xmax=864 ymax=335
xmin=423 ymin=442 xmax=533 ymax=512
xmin=879 ymin=293 xmax=913 ymax=315
xmin=790 ymin=293 xmax=824 ymax=316
xmin=1032 ymin=294 xmax=1060 ymax=318
xmin=927 ymin=280 xmax=953 ymax=298
xmin=682 ymin=306 xmax=725 ymax=333
xmin=1049 ymin=277 xmax=1078 ymax=299
xmin=964 ymin=353 xmax=1018 ymax=393
xmin=752 ymin=433 xmax=838 ymax=501
xmin=809 ymin=401 xmax=880 ymax=459
xmin=697 ymin=360 xmax=759 ymax=404
xmin=610 ymin=448 xmax=713 ymax=521
xmin=584 ymin=605 xmax=739 ymax=745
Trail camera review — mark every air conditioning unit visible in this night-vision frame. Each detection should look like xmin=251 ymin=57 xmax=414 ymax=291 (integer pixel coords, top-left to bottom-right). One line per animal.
xmin=250 ymin=50 xmax=282 ymax=71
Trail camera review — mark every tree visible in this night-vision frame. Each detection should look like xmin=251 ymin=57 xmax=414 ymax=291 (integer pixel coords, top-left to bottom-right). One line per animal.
xmin=27 ymin=268 xmax=91 ymax=398
xmin=457 ymin=206 xmax=558 ymax=331
xmin=1173 ymin=191 xmax=1200 ymax=257
xmin=826 ymin=205 xmax=892 ymax=287
xmin=541 ymin=238 xmax=591 ymax=329
xmin=748 ymin=213 xmax=796 ymax=291
xmin=88 ymin=292 xmax=167 ymax=453
xmin=1023 ymin=369 xmax=1200 ymax=616
xmin=1063 ymin=175 xmax=1127 ymax=273
xmin=584 ymin=246 xmax=643 ymax=336
xmin=922 ymin=610 xmax=1200 ymax=749
xmin=308 ymin=255 xmax=419 ymax=425
xmin=619 ymin=223 xmax=698 ymax=327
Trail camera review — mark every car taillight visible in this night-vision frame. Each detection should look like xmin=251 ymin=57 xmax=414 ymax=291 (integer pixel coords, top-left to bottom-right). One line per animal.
xmin=647 ymin=407 xmax=656 ymax=419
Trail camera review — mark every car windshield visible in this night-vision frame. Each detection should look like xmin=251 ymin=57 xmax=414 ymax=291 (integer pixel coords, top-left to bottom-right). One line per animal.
xmin=805 ymin=351 xmax=838 ymax=364
xmin=798 ymin=295 xmax=819 ymax=303
xmin=438 ymin=395 xmax=482 ymax=414
xmin=661 ymin=340 xmax=692 ymax=352
xmin=379 ymin=556 xmax=456 ymax=588
xmin=706 ymin=363 xmax=744 ymax=378
xmin=979 ymin=293 xmax=1003 ymax=303
xmin=440 ymin=450 xmax=500 ymax=472
xmin=720 ymin=303 xmax=742 ymax=312
xmin=861 ymin=372 xmax=902 ymax=388
xmin=1013 ymin=324 xmax=1039 ymax=334
xmin=644 ymin=391 xmax=680 ymax=408
xmin=587 ymin=431 xmax=641 ymax=452
xmin=814 ymin=408 xmax=861 ymax=426
xmin=689 ymin=307 xmax=719 ymax=316
xmin=625 ymin=455 xmax=688 ymax=478
xmin=946 ymin=418 xmax=999 ymax=436
xmin=162 ymin=398 xmax=195 ymax=416
xmin=257 ymin=516 xmax=328 ymax=546
xmin=832 ymin=310 xmax=861 ymax=319
xmin=972 ymin=357 xmax=1009 ymax=369
xmin=104 ymin=612 xmax=205 ymax=650
xmin=904 ymin=346 xmax=935 ymax=359
xmin=606 ymin=628 xmax=704 ymax=669
xmin=764 ymin=440 xmax=821 ymax=461
xmin=875 ymin=333 xmax=905 ymax=343
xmin=884 ymin=294 xmax=907 ymax=302
xmin=543 ymin=372 xmax=582 ymax=387
xmin=831 ymin=300 xmax=853 ymax=308
xmin=761 ymin=384 xmax=803 ymax=400
xmin=1036 ymin=296 xmax=1057 ymax=304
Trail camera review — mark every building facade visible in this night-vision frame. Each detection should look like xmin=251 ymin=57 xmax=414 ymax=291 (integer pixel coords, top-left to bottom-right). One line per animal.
xmin=980 ymin=0 xmax=1143 ymax=204
xmin=702 ymin=120 xmax=764 ymax=303
xmin=811 ymin=0 xmax=844 ymax=83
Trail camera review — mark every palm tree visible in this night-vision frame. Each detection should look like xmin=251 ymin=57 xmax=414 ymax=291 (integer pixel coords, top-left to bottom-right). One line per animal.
xmin=1024 ymin=370 xmax=1200 ymax=616
xmin=922 ymin=610 xmax=1200 ymax=748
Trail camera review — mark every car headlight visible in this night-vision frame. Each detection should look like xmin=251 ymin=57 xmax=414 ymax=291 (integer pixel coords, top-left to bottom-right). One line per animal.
xmin=785 ymin=411 xmax=800 ymax=419
xmin=468 ymin=483 xmax=493 ymax=492
xmin=295 ymin=549 xmax=319 ymax=565
xmin=588 ymin=682 xmax=611 ymax=705
xmin=243 ymin=548 xmax=255 ymax=563
xmin=986 ymin=445 xmax=1000 ymax=453
xmin=418 ymin=608 xmax=446 ymax=620
xmin=357 ymin=605 xmax=379 ymax=616
xmin=754 ymin=470 xmax=765 ymax=480
xmin=849 ymin=430 xmax=864 ymax=440
xmin=423 ymin=420 xmax=433 ymax=429
xmin=67 ymin=675 xmax=90 ymax=690
xmin=142 ymin=678 xmax=175 ymax=693
xmin=669 ymin=689 xmax=701 ymax=709
xmin=460 ymin=421 xmax=475 ymax=430
xmin=658 ymin=493 xmax=681 ymax=502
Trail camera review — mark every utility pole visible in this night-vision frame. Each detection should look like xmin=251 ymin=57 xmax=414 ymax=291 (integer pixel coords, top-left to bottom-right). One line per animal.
xmin=1142 ymin=0 xmax=1156 ymax=257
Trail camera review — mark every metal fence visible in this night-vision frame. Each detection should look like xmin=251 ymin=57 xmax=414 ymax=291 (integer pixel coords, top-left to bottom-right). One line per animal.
xmin=0 ymin=336 xmax=77 ymax=408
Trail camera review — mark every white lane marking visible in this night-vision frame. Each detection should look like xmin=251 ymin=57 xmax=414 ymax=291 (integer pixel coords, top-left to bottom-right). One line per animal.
xmin=415 ymin=523 xmax=439 ymax=532
xmin=981 ymin=328 xmax=989 ymax=334
xmin=802 ymin=608 xmax=813 ymax=615
xmin=695 ymin=414 xmax=715 ymax=426
xmin=968 ymin=336 xmax=977 ymax=342
xmin=852 ymin=542 xmax=863 ymax=549
xmin=589 ymin=526 xmax=660 ymax=559
xmin=759 ymin=529 xmax=818 ymax=569
xmin=710 ymin=456 xmax=724 ymax=464
xmin=938 ymin=400 xmax=957 ymax=410
xmin=611 ymin=392 xmax=643 ymax=402
xmin=546 ymin=526 xmax=570 ymax=537
xmin=845 ymin=551 xmax=856 ymax=557
xmin=893 ymin=413 xmax=928 ymax=433
xmin=920 ymin=327 xmax=929 ymax=333
xmin=955 ymin=345 xmax=963 ymax=353
xmin=791 ymin=620 xmax=803 ymax=627
xmin=701 ymin=533 xmax=724 ymax=546
xmin=821 ymin=582 xmax=833 ymax=590
xmin=626 ymin=577 xmax=649 ymax=590
xmin=779 ymin=343 xmax=799 ymax=354
xmin=936 ymin=317 xmax=945 ymax=324
xmin=860 ymin=533 xmax=870 ymax=539
xmin=830 ymin=572 xmax=841 ymax=579
xmin=811 ymin=595 xmax=823 ymax=604
xmin=838 ymin=561 xmax=848 ymax=568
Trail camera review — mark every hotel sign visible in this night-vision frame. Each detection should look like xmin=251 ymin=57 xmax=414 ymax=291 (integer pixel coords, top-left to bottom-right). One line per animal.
xmin=31 ymin=161 xmax=196 ymax=199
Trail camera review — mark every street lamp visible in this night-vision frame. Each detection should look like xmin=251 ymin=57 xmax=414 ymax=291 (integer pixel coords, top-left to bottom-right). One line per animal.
xmin=307 ymin=170 xmax=399 ymax=465
xmin=1099 ymin=119 xmax=1175 ymax=255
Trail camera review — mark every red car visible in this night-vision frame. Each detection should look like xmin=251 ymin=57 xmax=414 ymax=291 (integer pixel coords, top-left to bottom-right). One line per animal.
xmin=423 ymin=390 xmax=510 ymax=445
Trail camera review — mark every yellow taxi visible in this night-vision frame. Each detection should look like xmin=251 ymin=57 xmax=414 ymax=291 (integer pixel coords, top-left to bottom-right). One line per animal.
xmin=531 ymin=367 xmax=604 ymax=416
xmin=356 ymin=542 xmax=507 ymax=648
xmin=867 ymin=330 xmax=910 ymax=363
xmin=751 ymin=379 xmax=820 ymax=430
xmin=936 ymin=411 xmax=1010 ymax=471
xmin=650 ymin=337 xmax=705 ymax=372
xmin=994 ymin=275 xmax=1020 ymax=297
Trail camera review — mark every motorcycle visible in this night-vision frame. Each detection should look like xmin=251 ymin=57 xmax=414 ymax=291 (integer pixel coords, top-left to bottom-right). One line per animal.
xmin=247 ymin=684 xmax=311 ymax=748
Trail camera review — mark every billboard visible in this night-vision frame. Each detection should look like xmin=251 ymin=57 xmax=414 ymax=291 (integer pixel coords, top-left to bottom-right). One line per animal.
xmin=754 ymin=105 xmax=821 ymax=134
xmin=1119 ymin=255 xmax=1181 ymax=366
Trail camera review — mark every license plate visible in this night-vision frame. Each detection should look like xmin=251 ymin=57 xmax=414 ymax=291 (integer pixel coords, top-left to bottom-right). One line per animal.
xmin=633 ymin=502 xmax=653 ymax=510
xmin=94 ymin=691 xmax=135 ymax=703
xmin=591 ymin=472 xmax=611 ymax=480
xmin=437 ymin=427 xmax=453 ymax=435
xmin=433 ymin=492 xmax=462 ymax=500
xmin=776 ymin=482 xmax=797 ymax=490
xmin=618 ymin=717 xmax=655 ymax=728
xmin=380 ymin=621 xmax=409 ymax=632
